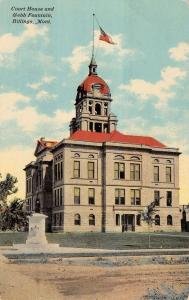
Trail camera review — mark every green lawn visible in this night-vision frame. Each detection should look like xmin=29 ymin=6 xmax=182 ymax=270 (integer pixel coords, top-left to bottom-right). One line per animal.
xmin=0 ymin=232 xmax=189 ymax=249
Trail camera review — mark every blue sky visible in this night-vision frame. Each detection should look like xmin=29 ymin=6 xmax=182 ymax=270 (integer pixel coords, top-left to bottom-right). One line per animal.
xmin=0 ymin=0 xmax=189 ymax=202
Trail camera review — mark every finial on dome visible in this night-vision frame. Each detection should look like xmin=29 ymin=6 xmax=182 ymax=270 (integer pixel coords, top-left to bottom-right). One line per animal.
xmin=88 ymin=54 xmax=97 ymax=75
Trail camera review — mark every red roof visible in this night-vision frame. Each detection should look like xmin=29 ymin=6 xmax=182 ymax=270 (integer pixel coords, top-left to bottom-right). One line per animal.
xmin=69 ymin=130 xmax=166 ymax=148
xmin=38 ymin=139 xmax=58 ymax=148
xmin=34 ymin=139 xmax=58 ymax=156
xmin=79 ymin=74 xmax=110 ymax=96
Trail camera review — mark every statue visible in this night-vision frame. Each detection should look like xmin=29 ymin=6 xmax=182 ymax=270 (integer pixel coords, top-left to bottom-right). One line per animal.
xmin=35 ymin=198 xmax=41 ymax=213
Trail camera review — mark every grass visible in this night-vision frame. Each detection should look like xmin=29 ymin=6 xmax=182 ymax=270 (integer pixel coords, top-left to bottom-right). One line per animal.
xmin=143 ymin=285 xmax=189 ymax=299
xmin=0 ymin=232 xmax=189 ymax=249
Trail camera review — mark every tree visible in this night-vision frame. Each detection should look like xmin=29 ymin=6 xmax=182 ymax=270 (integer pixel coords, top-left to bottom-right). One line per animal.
xmin=141 ymin=199 xmax=160 ymax=248
xmin=1 ymin=198 xmax=28 ymax=231
xmin=0 ymin=173 xmax=28 ymax=231
xmin=0 ymin=173 xmax=18 ymax=204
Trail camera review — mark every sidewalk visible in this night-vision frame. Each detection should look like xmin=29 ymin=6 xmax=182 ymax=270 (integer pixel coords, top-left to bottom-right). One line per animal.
xmin=1 ymin=245 xmax=189 ymax=260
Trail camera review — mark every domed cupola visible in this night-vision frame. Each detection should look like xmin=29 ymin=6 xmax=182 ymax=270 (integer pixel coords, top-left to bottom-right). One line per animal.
xmin=76 ymin=56 xmax=111 ymax=104
xmin=70 ymin=57 xmax=118 ymax=134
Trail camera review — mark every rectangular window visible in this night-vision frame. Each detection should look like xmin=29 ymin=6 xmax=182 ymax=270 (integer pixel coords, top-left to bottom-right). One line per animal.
xmin=29 ymin=178 xmax=32 ymax=193
xmin=154 ymin=166 xmax=159 ymax=182
xmin=166 ymin=167 xmax=172 ymax=183
xmin=54 ymin=162 xmax=63 ymax=181
xmin=73 ymin=161 xmax=80 ymax=178
xmin=116 ymin=214 xmax=120 ymax=226
xmin=115 ymin=189 xmax=125 ymax=205
xmin=131 ymin=189 xmax=141 ymax=205
xmin=57 ymin=164 xmax=60 ymax=181
xmin=54 ymin=164 xmax=57 ymax=181
xmin=38 ymin=170 xmax=42 ymax=187
xmin=167 ymin=191 xmax=172 ymax=206
xmin=74 ymin=187 xmax=80 ymax=205
xmin=60 ymin=161 xmax=63 ymax=180
xmin=154 ymin=191 xmax=160 ymax=206
xmin=27 ymin=178 xmax=32 ymax=193
xmin=54 ymin=190 xmax=57 ymax=206
xmin=114 ymin=162 xmax=125 ymax=179
xmin=88 ymin=162 xmax=94 ymax=179
xmin=89 ymin=122 xmax=93 ymax=131
xmin=130 ymin=164 xmax=140 ymax=181
xmin=60 ymin=188 xmax=63 ymax=206
xmin=88 ymin=188 xmax=95 ymax=205
xmin=58 ymin=189 xmax=60 ymax=206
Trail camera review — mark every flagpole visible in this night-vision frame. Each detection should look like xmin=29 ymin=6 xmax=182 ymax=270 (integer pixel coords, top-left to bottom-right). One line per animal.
xmin=94 ymin=14 xmax=100 ymax=28
xmin=92 ymin=13 xmax=95 ymax=57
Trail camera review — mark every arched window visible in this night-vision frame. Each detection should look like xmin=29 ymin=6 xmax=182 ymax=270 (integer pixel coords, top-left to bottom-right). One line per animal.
xmin=167 ymin=215 xmax=172 ymax=225
xmin=74 ymin=214 xmax=81 ymax=225
xmin=79 ymin=105 xmax=82 ymax=113
xmin=89 ymin=214 xmax=95 ymax=226
xmin=131 ymin=156 xmax=140 ymax=161
xmin=89 ymin=101 xmax=93 ymax=114
xmin=154 ymin=159 xmax=159 ymax=163
xmin=95 ymin=103 xmax=101 ymax=115
xmin=104 ymin=102 xmax=108 ymax=116
xmin=93 ymin=83 xmax=102 ymax=90
xmin=155 ymin=215 xmax=160 ymax=226
xmin=74 ymin=153 xmax=80 ymax=158
xmin=88 ymin=154 xmax=94 ymax=159
xmin=136 ymin=214 xmax=141 ymax=226
xmin=115 ymin=155 xmax=124 ymax=160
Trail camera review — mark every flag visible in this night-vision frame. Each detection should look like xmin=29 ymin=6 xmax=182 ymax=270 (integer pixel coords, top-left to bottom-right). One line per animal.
xmin=99 ymin=26 xmax=116 ymax=45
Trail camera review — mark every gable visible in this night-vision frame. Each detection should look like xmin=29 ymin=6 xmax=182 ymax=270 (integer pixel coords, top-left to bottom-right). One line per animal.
xmin=34 ymin=141 xmax=46 ymax=156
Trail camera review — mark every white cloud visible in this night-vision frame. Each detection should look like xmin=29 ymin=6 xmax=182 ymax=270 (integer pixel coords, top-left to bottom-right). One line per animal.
xmin=42 ymin=76 xmax=56 ymax=84
xmin=14 ymin=106 xmax=74 ymax=133
xmin=0 ymin=91 xmax=74 ymax=132
xmin=27 ymin=75 xmax=56 ymax=90
xmin=0 ymin=53 xmax=15 ymax=67
xmin=62 ymin=45 xmax=90 ymax=73
xmin=94 ymin=30 xmax=134 ymax=58
xmin=0 ymin=92 xmax=30 ymax=122
xmin=0 ymin=24 xmax=48 ymax=54
xmin=0 ymin=24 xmax=48 ymax=67
xmin=27 ymin=82 xmax=42 ymax=90
xmin=35 ymin=90 xmax=57 ymax=100
xmin=169 ymin=42 xmax=189 ymax=61
xmin=119 ymin=66 xmax=186 ymax=109
xmin=62 ymin=30 xmax=135 ymax=73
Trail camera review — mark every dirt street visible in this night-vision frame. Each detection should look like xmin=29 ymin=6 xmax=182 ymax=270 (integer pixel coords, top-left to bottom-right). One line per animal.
xmin=0 ymin=256 xmax=189 ymax=300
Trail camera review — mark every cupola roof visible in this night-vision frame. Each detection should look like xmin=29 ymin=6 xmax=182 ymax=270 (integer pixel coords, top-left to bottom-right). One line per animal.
xmin=78 ymin=56 xmax=111 ymax=97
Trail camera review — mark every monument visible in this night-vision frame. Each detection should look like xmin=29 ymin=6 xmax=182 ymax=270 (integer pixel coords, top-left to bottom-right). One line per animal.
xmin=13 ymin=200 xmax=60 ymax=253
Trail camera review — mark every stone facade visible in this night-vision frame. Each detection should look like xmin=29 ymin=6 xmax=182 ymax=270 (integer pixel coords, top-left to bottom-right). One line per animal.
xmin=25 ymin=58 xmax=181 ymax=233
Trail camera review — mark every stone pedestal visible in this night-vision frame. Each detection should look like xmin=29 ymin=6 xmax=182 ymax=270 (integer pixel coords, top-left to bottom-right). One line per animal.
xmin=14 ymin=213 xmax=59 ymax=253
xmin=26 ymin=213 xmax=48 ymax=246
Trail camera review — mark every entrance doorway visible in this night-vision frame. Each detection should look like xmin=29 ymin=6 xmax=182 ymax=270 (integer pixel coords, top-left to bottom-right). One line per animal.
xmin=122 ymin=214 xmax=135 ymax=232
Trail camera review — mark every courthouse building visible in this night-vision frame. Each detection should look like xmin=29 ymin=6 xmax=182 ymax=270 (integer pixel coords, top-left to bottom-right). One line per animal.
xmin=25 ymin=57 xmax=181 ymax=232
